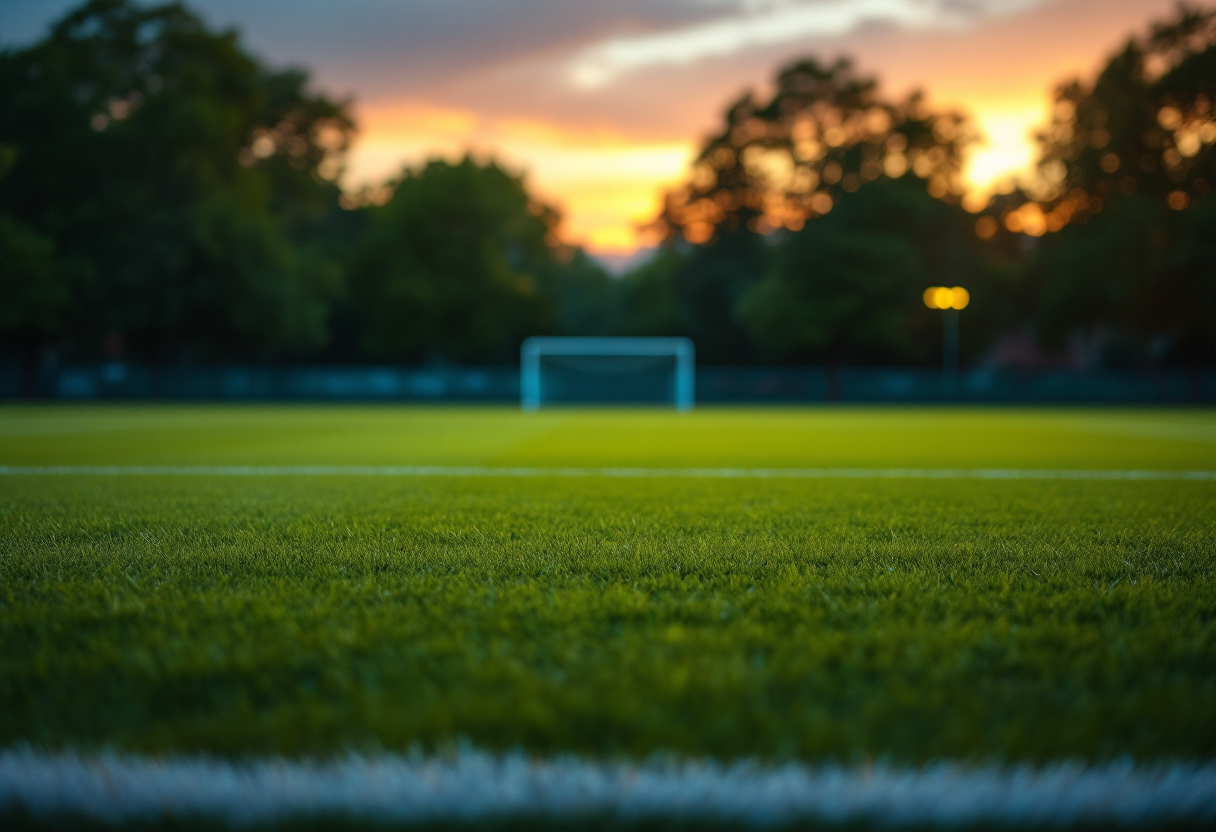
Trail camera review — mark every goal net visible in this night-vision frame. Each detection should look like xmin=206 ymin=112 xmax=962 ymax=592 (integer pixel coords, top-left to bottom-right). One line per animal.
xmin=521 ymin=337 xmax=695 ymax=410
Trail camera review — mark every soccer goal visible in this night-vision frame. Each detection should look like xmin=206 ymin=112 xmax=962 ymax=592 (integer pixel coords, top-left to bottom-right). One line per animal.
xmin=521 ymin=337 xmax=695 ymax=411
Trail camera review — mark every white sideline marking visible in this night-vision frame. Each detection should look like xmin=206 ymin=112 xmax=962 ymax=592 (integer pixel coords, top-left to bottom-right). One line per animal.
xmin=0 ymin=464 xmax=1213 ymax=480
xmin=0 ymin=750 xmax=1213 ymax=828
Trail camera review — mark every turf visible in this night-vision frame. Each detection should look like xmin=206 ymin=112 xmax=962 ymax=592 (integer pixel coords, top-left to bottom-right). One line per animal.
xmin=2 ymin=405 xmax=1215 ymax=469
xmin=1 ymin=405 xmax=1214 ymax=764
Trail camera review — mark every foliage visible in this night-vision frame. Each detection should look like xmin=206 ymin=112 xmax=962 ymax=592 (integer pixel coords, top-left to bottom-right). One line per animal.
xmin=635 ymin=5 xmax=1216 ymax=369
xmin=1 ymin=405 xmax=1213 ymax=761
xmin=0 ymin=216 xmax=64 ymax=343
xmin=740 ymin=180 xmax=998 ymax=364
xmin=634 ymin=58 xmax=988 ymax=365
xmin=0 ymin=143 xmax=67 ymax=359
xmin=618 ymin=229 xmax=771 ymax=363
xmin=3 ymin=0 xmax=1214 ymax=370
xmin=654 ymin=57 xmax=975 ymax=246
xmin=0 ymin=2 xmax=617 ymax=371
xmin=348 ymin=157 xmax=605 ymax=363
xmin=1030 ymin=194 xmax=1216 ymax=364
xmin=981 ymin=4 xmax=1216 ymax=365
xmin=1035 ymin=4 xmax=1216 ymax=215
xmin=0 ymin=0 xmax=352 ymax=362
xmin=546 ymin=250 xmax=620 ymax=338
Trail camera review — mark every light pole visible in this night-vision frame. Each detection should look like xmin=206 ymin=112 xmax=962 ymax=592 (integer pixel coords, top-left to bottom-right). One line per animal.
xmin=923 ymin=286 xmax=969 ymax=397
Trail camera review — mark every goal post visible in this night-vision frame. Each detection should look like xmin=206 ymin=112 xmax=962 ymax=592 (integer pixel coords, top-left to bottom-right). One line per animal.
xmin=521 ymin=337 xmax=695 ymax=411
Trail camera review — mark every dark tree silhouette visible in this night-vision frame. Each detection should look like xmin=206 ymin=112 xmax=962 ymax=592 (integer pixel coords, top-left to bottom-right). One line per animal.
xmin=0 ymin=0 xmax=354 ymax=364
xmin=348 ymin=156 xmax=609 ymax=363
xmin=630 ymin=57 xmax=990 ymax=365
xmin=1011 ymin=4 xmax=1216 ymax=365
xmin=653 ymin=57 xmax=975 ymax=245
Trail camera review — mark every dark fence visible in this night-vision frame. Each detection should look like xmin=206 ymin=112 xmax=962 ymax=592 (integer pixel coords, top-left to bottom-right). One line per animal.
xmin=697 ymin=367 xmax=1216 ymax=403
xmin=0 ymin=364 xmax=518 ymax=402
xmin=2 ymin=363 xmax=1214 ymax=404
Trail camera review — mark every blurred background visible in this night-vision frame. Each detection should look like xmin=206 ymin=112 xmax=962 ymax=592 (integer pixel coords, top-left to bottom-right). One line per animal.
xmin=1 ymin=0 xmax=1214 ymax=402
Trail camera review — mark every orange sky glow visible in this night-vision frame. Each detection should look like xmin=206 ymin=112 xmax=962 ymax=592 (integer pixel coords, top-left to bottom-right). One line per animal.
xmin=339 ymin=0 xmax=1177 ymax=256
xmin=2 ymin=0 xmax=1184 ymax=258
xmin=3 ymin=0 xmax=1176 ymax=258
xmin=347 ymin=105 xmax=692 ymax=252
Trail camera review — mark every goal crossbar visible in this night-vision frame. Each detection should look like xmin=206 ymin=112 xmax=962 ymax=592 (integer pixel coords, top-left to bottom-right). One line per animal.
xmin=521 ymin=337 xmax=695 ymax=411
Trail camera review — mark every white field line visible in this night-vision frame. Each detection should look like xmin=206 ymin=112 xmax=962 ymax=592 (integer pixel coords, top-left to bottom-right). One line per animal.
xmin=0 ymin=465 xmax=1213 ymax=480
xmin=1 ymin=750 xmax=1214 ymax=828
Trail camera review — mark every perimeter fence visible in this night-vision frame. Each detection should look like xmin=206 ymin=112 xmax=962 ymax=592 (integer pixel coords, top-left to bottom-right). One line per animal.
xmin=696 ymin=367 xmax=1216 ymax=404
xmin=3 ymin=364 xmax=1214 ymax=404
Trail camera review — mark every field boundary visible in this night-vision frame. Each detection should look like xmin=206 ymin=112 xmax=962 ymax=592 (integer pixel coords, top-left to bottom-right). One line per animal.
xmin=1 ymin=464 xmax=1213 ymax=480
xmin=2 ymin=749 xmax=1213 ymax=828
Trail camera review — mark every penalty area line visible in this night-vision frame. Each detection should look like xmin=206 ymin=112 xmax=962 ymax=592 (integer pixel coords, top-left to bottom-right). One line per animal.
xmin=1 ymin=749 xmax=1213 ymax=828
xmin=0 ymin=464 xmax=1213 ymax=480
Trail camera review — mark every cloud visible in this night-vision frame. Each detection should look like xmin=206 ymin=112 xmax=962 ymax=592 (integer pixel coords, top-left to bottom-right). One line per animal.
xmin=176 ymin=0 xmax=723 ymax=100
xmin=567 ymin=0 xmax=1047 ymax=88
xmin=1 ymin=0 xmax=719 ymax=97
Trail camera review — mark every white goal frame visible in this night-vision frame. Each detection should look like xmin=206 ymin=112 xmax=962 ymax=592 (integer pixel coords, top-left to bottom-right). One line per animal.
xmin=521 ymin=336 xmax=695 ymax=411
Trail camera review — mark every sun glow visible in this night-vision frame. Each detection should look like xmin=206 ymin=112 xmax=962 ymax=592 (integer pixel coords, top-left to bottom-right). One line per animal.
xmin=961 ymin=99 xmax=1047 ymax=201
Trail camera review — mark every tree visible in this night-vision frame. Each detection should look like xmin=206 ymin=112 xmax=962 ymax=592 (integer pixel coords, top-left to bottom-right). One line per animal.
xmin=627 ymin=56 xmax=983 ymax=365
xmin=618 ymin=229 xmax=771 ymax=364
xmin=0 ymin=144 xmax=67 ymax=363
xmin=653 ymin=57 xmax=975 ymax=245
xmin=0 ymin=0 xmax=353 ymax=363
xmin=997 ymin=4 xmax=1216 ymax=365
xmin=349 ymin=157 xmax=589 ymax=364
xmin=740 ymin=181 xmax=948 ymax=364
xmin=740 ymin=179 xmax=1017 ymax=366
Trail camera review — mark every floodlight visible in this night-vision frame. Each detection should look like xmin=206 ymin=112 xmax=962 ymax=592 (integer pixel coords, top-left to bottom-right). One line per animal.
xmin=923 ymin=286 xmax=969 ymax=310
xmin=521 ymin=337 xmax=695 ymax=411
xmin=923 ymin=286 xmax=969 ymax=382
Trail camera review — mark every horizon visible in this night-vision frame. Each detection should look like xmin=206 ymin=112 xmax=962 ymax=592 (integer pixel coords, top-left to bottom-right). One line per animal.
xmin=1 ymin=0 xmax=1184 ymax=256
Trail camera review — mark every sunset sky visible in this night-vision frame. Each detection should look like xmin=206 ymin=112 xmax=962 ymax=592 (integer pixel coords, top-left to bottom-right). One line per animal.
xmin=2 ymin=0 xmax=1182 ymax=260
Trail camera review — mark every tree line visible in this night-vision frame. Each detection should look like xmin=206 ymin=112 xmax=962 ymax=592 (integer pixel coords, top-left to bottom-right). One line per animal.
xmin=2 ymin=0 xmax=1213 ymax=372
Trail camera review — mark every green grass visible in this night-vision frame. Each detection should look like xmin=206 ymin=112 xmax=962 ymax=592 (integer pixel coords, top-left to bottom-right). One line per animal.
xmin=1 ymin=404 xmax=1215 ymax=469
xmin=1 ymin=405 xmax=1214 ymax=763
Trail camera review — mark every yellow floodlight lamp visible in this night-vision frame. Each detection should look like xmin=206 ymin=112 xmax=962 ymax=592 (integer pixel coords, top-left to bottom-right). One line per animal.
xmin=923 ymin=286 xmax=969 ymax=310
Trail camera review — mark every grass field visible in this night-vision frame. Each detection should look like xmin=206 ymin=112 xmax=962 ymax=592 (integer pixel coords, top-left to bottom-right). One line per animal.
xmin=2 ymin=405 xmax=1214 ymax=772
